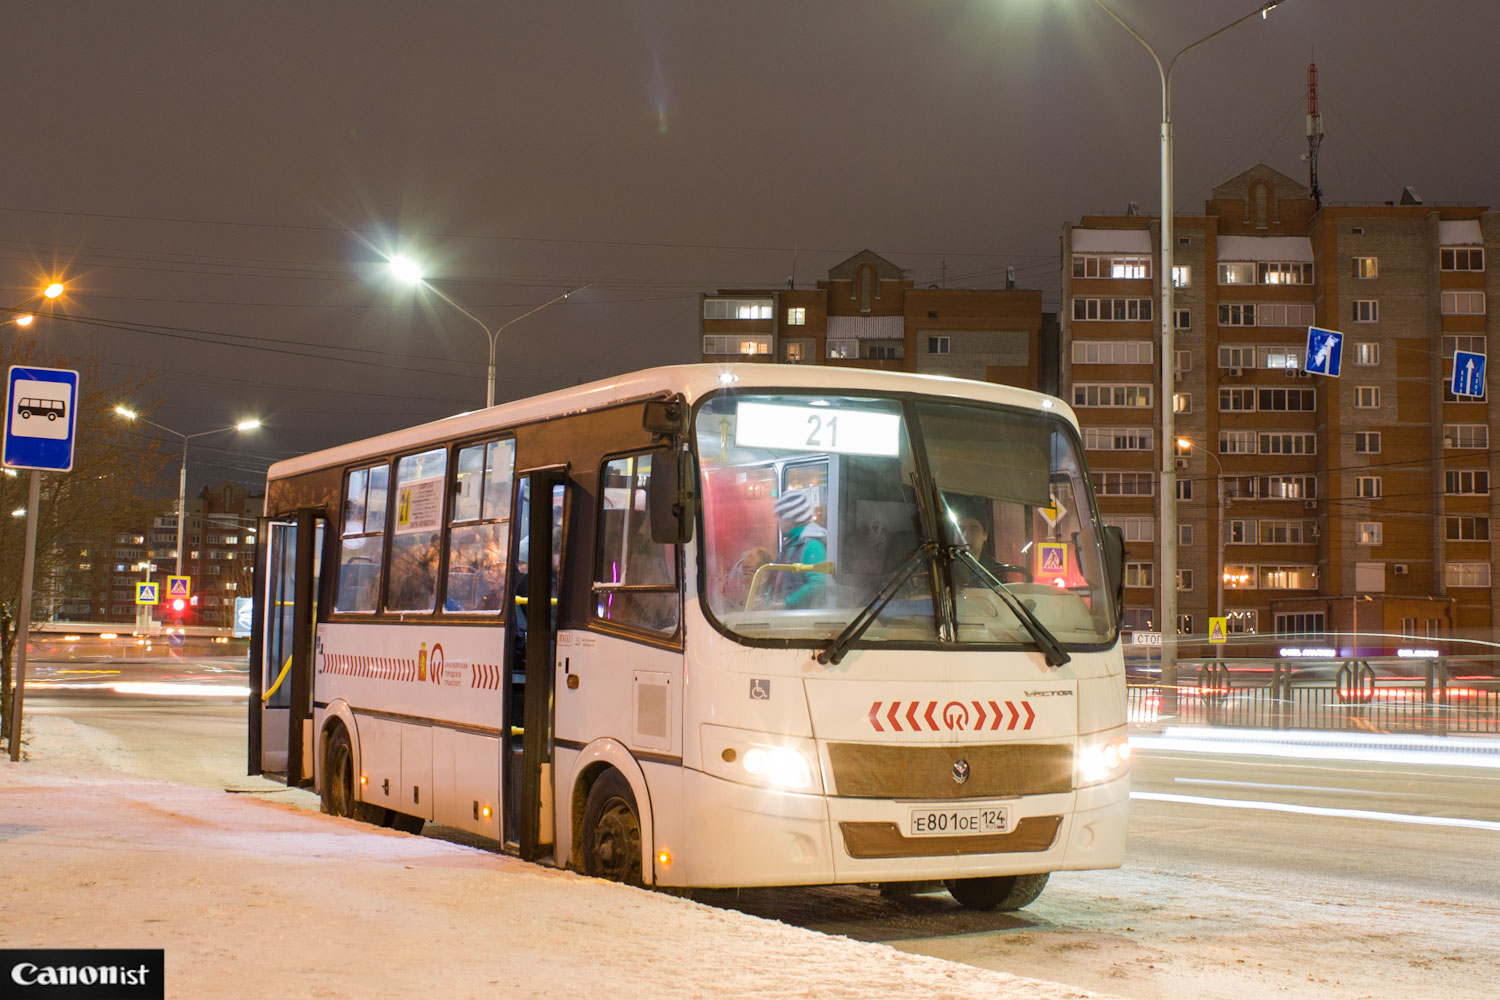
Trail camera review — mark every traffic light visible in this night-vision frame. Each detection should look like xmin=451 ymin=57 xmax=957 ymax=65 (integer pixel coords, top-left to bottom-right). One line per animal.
xmin=166 ymin=597 xmax=189 ymax=622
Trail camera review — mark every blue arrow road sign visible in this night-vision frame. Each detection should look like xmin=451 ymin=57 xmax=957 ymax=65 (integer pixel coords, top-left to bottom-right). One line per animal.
xmin=1452 ymin=350 xmax=1487 ymax=398
xmin=4 ymin=365 xmax=80 ymax=472
xmin=1304 ymin=326 xmax=1343 ymax=377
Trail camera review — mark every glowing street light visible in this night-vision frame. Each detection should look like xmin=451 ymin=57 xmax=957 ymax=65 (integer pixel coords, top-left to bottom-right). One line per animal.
xmin=113 ymin=408 xmax=262 ymax=576
xmin=5 ymin=280 xmax=66 ymax=328
xmin=385 ymin=254 xmax=585 ymax=408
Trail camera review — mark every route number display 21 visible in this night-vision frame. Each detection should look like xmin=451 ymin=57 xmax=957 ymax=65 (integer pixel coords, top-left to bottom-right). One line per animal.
xmin=734 ymin=401 xmax=900 ymax=457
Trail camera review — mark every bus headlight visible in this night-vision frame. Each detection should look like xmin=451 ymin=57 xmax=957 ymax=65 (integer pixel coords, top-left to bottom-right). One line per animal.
xmin=742 ymin=745 xmax=814 ymax=790
xmin=1076 ymin=730 xmax=1131 ymax=787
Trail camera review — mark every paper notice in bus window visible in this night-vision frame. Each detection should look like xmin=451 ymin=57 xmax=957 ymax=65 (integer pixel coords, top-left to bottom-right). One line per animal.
xmin=395 ymin=475 xmax=444 ymax=534
xmin=734 ymin=401 xmax=900 ymax=456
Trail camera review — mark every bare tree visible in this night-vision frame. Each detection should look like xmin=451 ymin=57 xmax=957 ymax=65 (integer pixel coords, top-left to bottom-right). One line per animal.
xmin=1 ymin=345 xmax=168 ymax=749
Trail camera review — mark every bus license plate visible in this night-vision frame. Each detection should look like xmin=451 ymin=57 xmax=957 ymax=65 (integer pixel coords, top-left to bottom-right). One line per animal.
xmin=908 ymin=806 xmax=1009 ymax=837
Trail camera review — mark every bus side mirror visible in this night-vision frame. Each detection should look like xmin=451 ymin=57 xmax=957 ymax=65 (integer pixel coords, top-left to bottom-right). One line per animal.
xmin=1102 ymin=525 xmax=1126 ymax=615
xmin=649 ymin=448 xmax=696 ymax=545
xmin=642 ymin=399 xmax=686 ymax=437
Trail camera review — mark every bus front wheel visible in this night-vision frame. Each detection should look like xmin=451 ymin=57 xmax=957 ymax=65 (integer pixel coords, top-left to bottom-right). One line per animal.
xmin=322 ymin=726 xmax=384 ymax=825
xmin=582 ymin=770 xmax=643 ymax=885
xmin=945 ymin=873 xmax=1049 ymax=911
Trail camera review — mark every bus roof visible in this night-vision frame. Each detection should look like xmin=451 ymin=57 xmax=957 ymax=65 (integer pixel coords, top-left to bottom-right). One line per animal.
xmin=266 ymin=364 xmax=1076 ymax=481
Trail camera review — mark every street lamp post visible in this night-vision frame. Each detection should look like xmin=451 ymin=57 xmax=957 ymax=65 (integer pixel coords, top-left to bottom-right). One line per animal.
xmin=387 ymin=256 xmax=586 ymax=409
xmin=1087 ymin=0 xmax=1288 ymax=709
xmin=113 ymin=409 xmax=261 ymax=577
xmin=4 ymin=282 xmax=66 ymax=330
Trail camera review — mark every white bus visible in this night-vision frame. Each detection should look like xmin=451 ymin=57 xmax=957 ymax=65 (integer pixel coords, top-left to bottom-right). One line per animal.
xmin=250 ymin=364 xmax=1129 ymax=910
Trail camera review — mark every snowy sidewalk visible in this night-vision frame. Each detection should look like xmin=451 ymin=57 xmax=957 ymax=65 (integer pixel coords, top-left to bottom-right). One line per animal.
xmin=0 ymin=716 xmax=1119 ymax=1000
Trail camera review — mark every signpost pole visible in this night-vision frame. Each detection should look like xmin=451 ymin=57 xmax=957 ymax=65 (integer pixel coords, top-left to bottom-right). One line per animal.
xmin=8 ymin=470 xmax=41 ymax=761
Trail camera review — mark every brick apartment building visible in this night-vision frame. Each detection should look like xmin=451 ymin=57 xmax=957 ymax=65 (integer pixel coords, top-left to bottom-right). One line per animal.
xmin=59 ymin=480 xmax=263 ymax=628
xmin=699 ymin=250 xmax=1056 ymax=393
xmin=1063 ymin=163 xmax=1498 ymax=648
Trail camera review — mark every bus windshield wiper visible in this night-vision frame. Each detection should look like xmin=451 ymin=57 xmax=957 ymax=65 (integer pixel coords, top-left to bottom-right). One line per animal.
xmin=817 ymin=542 xmax=935 ymax=666
xmin=952 ymin=547 xmax=1071 ymax=668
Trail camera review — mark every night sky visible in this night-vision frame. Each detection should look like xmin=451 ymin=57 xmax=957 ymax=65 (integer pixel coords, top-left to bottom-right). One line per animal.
xmin=5 ymin=1 xmax=1496 ymax=493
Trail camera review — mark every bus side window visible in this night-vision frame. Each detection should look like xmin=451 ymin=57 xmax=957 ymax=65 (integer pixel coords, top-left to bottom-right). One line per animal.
xmin=386 ymin=447 xmax=448 ymax=612
xmin=336 ymin=463 xmax=388 ymax=613
xmin=444 ymin=439 xmax=515 ymax=613
xmin=594 ymin=453 xmax=679 ymax=635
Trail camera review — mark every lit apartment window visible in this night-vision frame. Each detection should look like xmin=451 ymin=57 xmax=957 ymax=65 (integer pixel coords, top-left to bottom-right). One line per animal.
xmin=786 ymin=307 xmax=806 ymax=326
xmin=1444 ymin=423 xmax=1488 ymax=449
xmin=784 ymin=342 xmax=805 ymax=363
xmin=737 ymin=338 xmax=771 ymax=355
xmin=1177 ymin=569 xmax=1193 ymax=591
xmin=1358 ymin=522 xmax=1382 ymax=545
xmin=1353 ymin=257 xmax=1378 ymax=279
xmin=1353 ymin=342 xmax=1379 ymax=365
xmin=1225 ymin=610 xmax=1258 ymax=633
xmin=1172 ymin=266 xmax=1191 ymax=288
xmin=1260 ymin=475 xmax=1316 ymax=500
xmin=1260 ymin=349 xmax=1300 ymax=369
xmin=1071 ymin=254 xmax=1152 ymax=279
xmin=1441 ymin=247 xmax=1485 ymax=271
xmin=1355 ymin=386 xmax=1380 ymax=408
xmin=1445 ymin=562 xmax=1491 ymax=588
xmin=1218 ymin=263 xmax=1255 ymax=284
xmin=1352 ymin=299 xmax=1378 ymax=323
xmin=1354 ymin=431 xmax=1381 ymax=454
xmin=1224 ymin=564 xmax=1256 ymax=588
xmin=1446 ymin=516 xmax=1490 ymax=541
xmin=703 ymin=298 xmax=773 ymax=320
xmin=1445 ymin=469 xmax=1489 ymax=495
xmin=1260 ymin=565 xmax=1317 ymax=589
xmin=1356 ymin=476 xmax=1382 ymax=499
xmin=1441 ymin=290 xmax=1486 ymax=315
xmin=826 ymin=339 xmax=858 ymax=359
xmin=1258 ymin=261 xmax=1313 ymax=285
xmin=927 ymin=335 xmax=950 ymax=355
xmin=1173 ymin=393 xmax=1192 ymax=414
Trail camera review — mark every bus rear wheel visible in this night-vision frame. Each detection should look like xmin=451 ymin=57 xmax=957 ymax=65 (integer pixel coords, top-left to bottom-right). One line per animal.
xmin=945 ymin=873 xmax=1049 ymax=911
xmin=582 ymin=771 xmax=643 ymax=885
xmin=322 ymin=726 xmax=384 ymax=825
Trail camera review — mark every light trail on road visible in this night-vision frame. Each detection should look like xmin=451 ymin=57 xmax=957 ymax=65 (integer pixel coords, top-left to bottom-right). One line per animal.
xmin=1133 ymin=790 xmax=1500 ymax=832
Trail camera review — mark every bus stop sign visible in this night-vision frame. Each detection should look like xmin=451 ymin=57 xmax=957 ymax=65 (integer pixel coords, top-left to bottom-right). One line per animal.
xmin=4 ymin=365 xmax=80 ymax=472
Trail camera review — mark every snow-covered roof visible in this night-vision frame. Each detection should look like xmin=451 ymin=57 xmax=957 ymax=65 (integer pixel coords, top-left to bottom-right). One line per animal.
xmin=1071 ymin=228 xmax=1151 ymax=254
xmin=1439 ymin=220 xmax=1484 ymax=246
xmin=1217 ymin=236 xmax=1313 ymax=263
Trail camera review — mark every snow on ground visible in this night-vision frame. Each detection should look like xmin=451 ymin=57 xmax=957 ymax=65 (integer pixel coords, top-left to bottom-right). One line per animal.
xmin=0 ymin=715 xmax=1122 ymax=1000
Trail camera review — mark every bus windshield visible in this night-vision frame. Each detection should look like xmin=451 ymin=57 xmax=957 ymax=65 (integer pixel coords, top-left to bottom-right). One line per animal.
xmin=697 ymin=391 xmax=1117 ymax=649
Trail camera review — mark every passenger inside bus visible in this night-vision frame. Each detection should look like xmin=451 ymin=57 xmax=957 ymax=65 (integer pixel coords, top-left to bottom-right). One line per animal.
xmin=765 ymin=488 xmax=829 ymax=609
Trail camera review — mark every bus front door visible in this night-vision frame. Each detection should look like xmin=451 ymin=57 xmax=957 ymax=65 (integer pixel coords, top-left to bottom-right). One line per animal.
xmin=249 ymin=512 xmax=324 ymax=784
xmin=505 ymin=470 xmax=568 ymax=860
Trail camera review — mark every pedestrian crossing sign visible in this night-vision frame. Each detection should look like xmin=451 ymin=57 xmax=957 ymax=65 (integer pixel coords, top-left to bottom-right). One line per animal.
xmin=1208 ymin=616 xmax=1228 ymax=644
xmin=1037 ymin=543 xmax=1067 ymax=576
xmin=136 ymin=582 xmax=160 ymax=605
xmin=167 ymin=575 xmax=191 ymax=600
